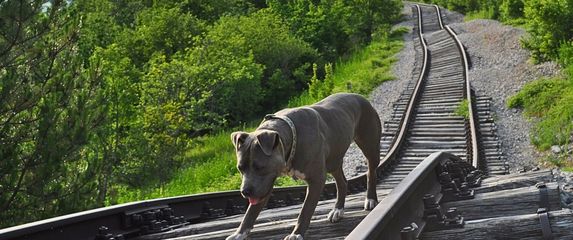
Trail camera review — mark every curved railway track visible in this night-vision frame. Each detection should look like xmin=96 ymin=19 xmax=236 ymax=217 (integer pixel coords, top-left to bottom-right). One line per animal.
xmin=4 ymin=3 xmax=565 ymax=240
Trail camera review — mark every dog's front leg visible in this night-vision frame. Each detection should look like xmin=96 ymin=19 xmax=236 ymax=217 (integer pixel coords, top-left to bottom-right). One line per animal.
xmin=226 ymin=195 xmax=270 ymax=240
xmin=285 ymin=174 xmax=326 ymax=240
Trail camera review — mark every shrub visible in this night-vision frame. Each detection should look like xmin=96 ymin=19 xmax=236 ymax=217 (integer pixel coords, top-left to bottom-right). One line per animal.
xmin=522 ymin=0 xmax=573 ymax=62
xmin=558 ymin=40 xmax=573 ymax=77
xmin=211 ymin=10 xmax=317 ymax=111
xmin=308 ymin=63 xmax=335 ymax=100
xmin=507 ymin=78 xmax=567 ymax=116
xmin=508 ymin=78 xmax=573 ymax=150
xmin=500 ymin=0 xmax=524 ymax=21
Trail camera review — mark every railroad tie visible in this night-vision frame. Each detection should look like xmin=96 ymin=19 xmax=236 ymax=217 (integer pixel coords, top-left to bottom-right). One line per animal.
xmin=537 ymin=208 xmax=553 ymax=240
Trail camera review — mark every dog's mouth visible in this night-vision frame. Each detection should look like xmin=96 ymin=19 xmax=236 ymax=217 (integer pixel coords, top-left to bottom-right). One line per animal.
xmin=248 ymin=197 xmax=261 ymax=205
xmin=246 ymin=189 xmax=272 ymax=206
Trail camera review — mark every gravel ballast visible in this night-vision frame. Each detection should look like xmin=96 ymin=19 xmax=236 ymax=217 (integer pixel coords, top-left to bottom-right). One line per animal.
xmin=342 ymin=5 xmax=561 ymax=178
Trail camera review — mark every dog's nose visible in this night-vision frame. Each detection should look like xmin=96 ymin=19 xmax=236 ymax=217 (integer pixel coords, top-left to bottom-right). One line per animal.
xmin=241 ymin=188 xmax=252 ymax=197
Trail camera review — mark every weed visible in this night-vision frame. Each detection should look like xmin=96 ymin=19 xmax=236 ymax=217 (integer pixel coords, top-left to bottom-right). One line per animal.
xmin=455 ymin=99 xmax=470 ymax=119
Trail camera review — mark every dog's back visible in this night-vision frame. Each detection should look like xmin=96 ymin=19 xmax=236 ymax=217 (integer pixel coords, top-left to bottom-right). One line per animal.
xmin=307 ymin=93 xmax=382 ymax=172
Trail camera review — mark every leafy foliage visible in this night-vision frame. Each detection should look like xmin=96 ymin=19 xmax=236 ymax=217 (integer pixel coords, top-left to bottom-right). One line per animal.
xmin=0 ymin=0 xmax=106 ymax=226
xmin=521 ymin=0 xmax=573 ymax=62
xmin=308 ymin=63 xmax=335 ymax=99
xmin=0 ymin=0 xmax=403 ymax=228
xmin=114 ymin=26 xmax=406 ymax=204
xmin=209 ymin=10 xmax=317 ymax=110
xmin=268 ymin=0 xmax=402 ymax=60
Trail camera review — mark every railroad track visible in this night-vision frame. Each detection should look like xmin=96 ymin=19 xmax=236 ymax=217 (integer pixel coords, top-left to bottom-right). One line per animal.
xmin=4 ymin=3 xmax=569 ymax=240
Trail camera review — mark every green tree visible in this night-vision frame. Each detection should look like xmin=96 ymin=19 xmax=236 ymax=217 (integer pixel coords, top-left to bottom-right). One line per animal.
xmin=500 ymin=0 xmax=524 ymax=21
xmin=346 ymin=0 xmax=402 ymax=43
xmin=83 ymin=44 xmax=141 ymax=204
xmin=0 ymin=0 xmax=107 ymax=227
xmin=269 ymin=0 xmax=401 ymax=60
xmin=121 ymin=6 xmax=205 ymax=67
xmin=210 ymin=10 xmax=317 ymax=110
xmin=522 ymin=0 xmax=573 ymax=62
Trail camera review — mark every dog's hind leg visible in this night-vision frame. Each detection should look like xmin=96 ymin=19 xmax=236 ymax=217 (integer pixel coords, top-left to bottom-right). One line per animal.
xmin=327 ymin=165 xmax=347 ymax=223
xmin=354 ymin=116 xmax=381 ymax=210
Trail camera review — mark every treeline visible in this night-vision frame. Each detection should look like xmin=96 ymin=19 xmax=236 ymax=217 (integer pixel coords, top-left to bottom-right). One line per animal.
xmin=424 ymin=0 xmax=573 ymax=153
xmin=0 ymin=0 xmax=401 ymax=227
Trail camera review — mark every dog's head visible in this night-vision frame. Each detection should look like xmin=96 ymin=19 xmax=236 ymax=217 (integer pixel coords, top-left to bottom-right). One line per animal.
xmin=231 ymin=130 xmax=285 ymax=205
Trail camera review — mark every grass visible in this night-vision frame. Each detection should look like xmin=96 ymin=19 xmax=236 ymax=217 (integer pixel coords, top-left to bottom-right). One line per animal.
xmin=464 ymin=8 xmax=497 ymax=22
xmin=507 ymin=75 xmax=573 ymax=169
xmin=454 ymin=99 xmax=470 ymax=119
xmin=112 ymin=27 xmax=407 ymax=204
xmin=288 ymin=27 xmax=407 ymax=107
xmin=507 ymin=77 xmax=573 ymax=151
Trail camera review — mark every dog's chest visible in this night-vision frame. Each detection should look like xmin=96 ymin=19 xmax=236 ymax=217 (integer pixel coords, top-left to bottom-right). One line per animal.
xmin=286 ymin=168 xmax=306 ymax=180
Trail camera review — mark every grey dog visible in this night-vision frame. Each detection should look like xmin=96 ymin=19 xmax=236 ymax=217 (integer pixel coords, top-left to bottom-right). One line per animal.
xmin=227 ymin=93 xmax=381 ymax=240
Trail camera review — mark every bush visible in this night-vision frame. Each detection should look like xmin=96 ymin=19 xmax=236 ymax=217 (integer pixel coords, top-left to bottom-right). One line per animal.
xmin=308 ymin=63 xmax=335 ymax=100
xmin=507 ymin=78 xmax=568 ymax=116
xmin=210 ymin=10 xmax=317 ymax=111
xmin=508 ymin=78 xmax=573 ymax=150
xmin=522 ymin=0 xmax=573 ymax=62
xmin=558 ymin=40 xmax=573 ymax=77
xmin=268 ymin=0 xmax=401 ymax=61
xmin=500 ymin=0 xmax=524 ymax=21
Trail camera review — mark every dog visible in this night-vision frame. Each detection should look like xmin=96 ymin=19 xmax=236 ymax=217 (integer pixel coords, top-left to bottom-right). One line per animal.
xmin=227 ymin=93 xmax=381 ymax=240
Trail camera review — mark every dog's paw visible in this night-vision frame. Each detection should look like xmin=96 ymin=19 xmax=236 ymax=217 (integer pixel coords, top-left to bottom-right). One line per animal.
xmin=327 ymin=208 xmax=345 ymax=223
xmin=226 ymin=230 xmax=250 ymax=240
xmin=284 ymin=234 xmax=303 ymax=240
xmin=364 ymin=198 xmax=378 ymax=210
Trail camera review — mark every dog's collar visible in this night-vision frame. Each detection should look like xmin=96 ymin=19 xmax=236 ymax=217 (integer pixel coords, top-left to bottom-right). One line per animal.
xmin=262 ymin=114 xmax=296 ymax=171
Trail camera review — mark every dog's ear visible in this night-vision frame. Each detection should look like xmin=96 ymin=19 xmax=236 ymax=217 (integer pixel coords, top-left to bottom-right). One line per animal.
xmin=231 ymin=131 xmax=249 ymax=151
xmin=256 ymin=130 xmax=279 ymax=156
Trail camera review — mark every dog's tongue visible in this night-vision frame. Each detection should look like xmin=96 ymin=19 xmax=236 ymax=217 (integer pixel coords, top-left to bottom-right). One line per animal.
xmin=248 ymin=197 xmax=260 ymax=205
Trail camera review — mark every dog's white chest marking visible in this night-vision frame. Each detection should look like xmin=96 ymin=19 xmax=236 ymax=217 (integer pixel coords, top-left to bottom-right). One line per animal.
xmin=288 ymin=169 xmax=306 ymax=180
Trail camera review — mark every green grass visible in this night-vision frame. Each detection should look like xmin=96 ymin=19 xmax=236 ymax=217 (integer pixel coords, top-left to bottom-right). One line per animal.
xmin=454 ymin=99 xmax=470 ymax=119
xmin=288 ymin=27 xmax=407 ymax=107
xmin=464 ymin=9 xmax=526 ymax=27
xmin=464 ymin=8 xmax=497 ymax=22
xmin=111 ymin=27 xmax=407 ymax=204
xmin=507 ymin=77 xmax=573 ymax=151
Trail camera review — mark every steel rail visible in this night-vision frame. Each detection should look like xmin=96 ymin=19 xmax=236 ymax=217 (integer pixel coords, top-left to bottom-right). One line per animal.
xmin=412 ymin=1 xmax=444 ymax=29
xmin=444 ymin=25 xmax=480 ymax=168
xmin=434 ymin=4 xmax=444 ymax=29
xmin=376 ymin=0 xmax=429 ymax=172
xmin=347 ymin=151 xmax=472 ymax=239
xmin=347 ymin=4 xmax=482 ymax=239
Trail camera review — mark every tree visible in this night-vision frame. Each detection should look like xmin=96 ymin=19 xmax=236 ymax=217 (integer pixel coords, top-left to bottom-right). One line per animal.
xmin=0 ymin=0 xmax=107 ymax=227
xmin=522 ymin=0 xmax=573 ymax=62
xmin=346 ymin=0 xmax=402 ymax=43
xmin=211 ymin=10 xmax=317 ymax=110
xmin=120 ymin=6 xmax=205 ymax=67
